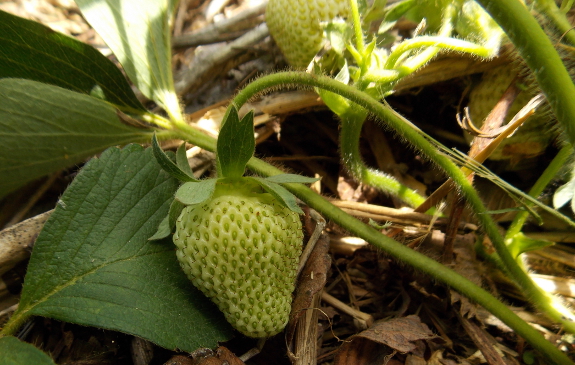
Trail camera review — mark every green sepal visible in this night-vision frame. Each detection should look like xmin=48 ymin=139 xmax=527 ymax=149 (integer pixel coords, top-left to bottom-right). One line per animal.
xmin=169 ymin=199 xmax=186 ymax=233
xmin=249 ymin=177 xmax=303 ymax=214
xmin=148 ymin=214 xmax=171 ymax=241
xmin=152 ymin=134 xmax=197 ymax=182
xmin=176 ymin=142 xmax=193 ymax=177
xmin=507 ymin=232 xmax=554 ymax=259
xmin=264 ymin=174 xmax=320 ymax=184
xmin=175 ymin=179 xmax=217 ymax=206
xmin=362 ymin=39 xmax=377 ymax=65
xmin=217 ymin=107 xmax=255 ymax=179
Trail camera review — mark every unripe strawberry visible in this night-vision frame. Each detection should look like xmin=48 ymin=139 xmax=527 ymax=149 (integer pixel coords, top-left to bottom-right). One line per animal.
xmin=467 ymin=64 xmax=551 ymax=161
xmin=266 ymin=0 xmax=349 ymax=68
xmin=173 ymin=179 xmax=303 ymax=338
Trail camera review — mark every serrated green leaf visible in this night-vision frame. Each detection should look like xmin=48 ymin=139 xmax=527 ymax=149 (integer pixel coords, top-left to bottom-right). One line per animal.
xmin=0 ymin=337 xmax=56 ymax=365
xmin=175 ymin=179 xmax=217 ymax=206
xmin=0 ymin=10 xmax=145 ymax=112
xmin=0 ymin=79 xmax=152 ymax=198
xmin=176 ymin=142 xmax=193 ymax=176
xmin=152 ymin=134 xmax=197 ymax=182
xmin=264 ymin=174 xmax=320 ymax=184
xmin=75 ymin=0 xmax=181 ymax=118
xmin=3 ymin=145 xmax=232 ymax=351
xmin=217 ymin=108 xmax=255 ymax=179
xmin=249 ymin=177 xmax=303 ymax=214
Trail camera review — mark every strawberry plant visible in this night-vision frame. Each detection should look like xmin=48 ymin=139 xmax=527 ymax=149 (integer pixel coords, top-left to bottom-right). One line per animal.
xmin=0 ymin=0 xmax=575 ymax=364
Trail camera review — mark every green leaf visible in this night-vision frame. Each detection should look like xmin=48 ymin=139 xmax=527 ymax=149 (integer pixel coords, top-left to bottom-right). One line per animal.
xmin=264 ymin=174 xmax=320 ymax=184
xmin=249 ymin=177 xmax=303 ymax=214
xmin=3 ymin=145 xmax=233 ymax=350
xmin=151 ymin=134 xmax=197 ymax=182
xmin=217 ymin=108 xmax=255 ymax=179
xmin=175 ymin=179 xmax=217 ymax=206
xmin=0 ymin=10 xmax=144 ymax=112
xmin=0 ymin=79 xmax=152 ymax=198
xmin=315 ymin=63 xmax=351 ymax=116
xmin=507 ymin=232 xmax=554 ymax=259
xmin=75 ymin=0 xmax=181 ymax=118
xmin=176 ymin=142 xmax=193 ymax=176
xmin=553 ymin=175 xmax=575 ymax=211
xmin=0 ymin=337 xmax=56 ymax=365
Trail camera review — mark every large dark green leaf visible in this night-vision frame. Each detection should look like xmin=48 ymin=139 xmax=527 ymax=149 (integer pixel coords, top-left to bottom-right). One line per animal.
xmin=0 ymin=10 xmax=144 ymax=111
xmin=3 ymin=145 xmax=232 ymax=351
xmin=0 ymin=337 xmax=56 ymax=365
xmin=0 ymin=79 xmax=151 ymax=198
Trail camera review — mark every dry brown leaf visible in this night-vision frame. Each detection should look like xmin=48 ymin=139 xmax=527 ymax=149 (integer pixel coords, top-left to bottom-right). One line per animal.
xmin=334 ymin=315 xmax=439 ymax=365
xmin=189 ymin=347 xmax=245 ymax=365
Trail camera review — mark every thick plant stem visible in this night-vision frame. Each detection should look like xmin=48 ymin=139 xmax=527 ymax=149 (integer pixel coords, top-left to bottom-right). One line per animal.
xmin=177 ymin=127 xmax=573 ymax=365
xmin=475 ymin=0 xmax=575 ymax=148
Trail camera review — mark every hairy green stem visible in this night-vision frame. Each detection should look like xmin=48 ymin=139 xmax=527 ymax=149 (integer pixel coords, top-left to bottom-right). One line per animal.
xmin=394 ymin=2 xmax=456 ymax=75
xmin=386 ymin=35 xmax=495 ymax=69
xmin=535 ymin=0 xmax=575 ymax=46
xmin=176 ymin=72 xmax=573 ymax=364
xmin=476 ymin=0 xmax=575 ymax=148
xmin=339 ymin=107 xmax=427 ymax=207
xmin=232 ymin=73 xmax=575 ymax=336
xmin=506 ymin=144 xmax=573 ymax=238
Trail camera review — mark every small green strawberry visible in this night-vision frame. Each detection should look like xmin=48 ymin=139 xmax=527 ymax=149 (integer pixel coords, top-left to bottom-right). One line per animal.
xmin=266 ymin=0 xmax=350 ymax=68
xmin=466 ymin=64 xmax=551 ymax=162
xmin=150 ymin=107 xmax=317 ymax=337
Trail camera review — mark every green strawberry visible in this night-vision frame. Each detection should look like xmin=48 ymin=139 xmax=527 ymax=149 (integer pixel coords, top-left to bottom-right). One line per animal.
xmin=173 ymin=179 xmax=303 ymax=338
xmin=466 ymin=64 xmax=551 ymax=162
xmin=266 ymin=0 xmax=349 ymax=68
xmin=151 ymin=108 xmax=317 ymax=338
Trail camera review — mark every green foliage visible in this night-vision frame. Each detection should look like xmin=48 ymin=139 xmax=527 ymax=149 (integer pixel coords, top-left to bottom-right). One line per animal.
xmin=0 ymin=10 xmax=144 ymax=111
xmin=0 ymin=337 xmax=56 ymax=365
xmin=0 ymin=79 xmax=151 ymax=198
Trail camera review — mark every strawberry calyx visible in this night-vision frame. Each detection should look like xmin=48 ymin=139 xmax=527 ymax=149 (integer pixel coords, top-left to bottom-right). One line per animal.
xmin=149 ymin=106 xmax=318 ymax=238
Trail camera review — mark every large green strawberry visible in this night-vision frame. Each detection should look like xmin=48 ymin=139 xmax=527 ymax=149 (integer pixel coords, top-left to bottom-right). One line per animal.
xmin=173 ymin=179 xmax=303 ymax=337
xmin=266 ymin=0 xmax=349 ymax=68
xmin=150 ymin=107 xmax=316 ymax=337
